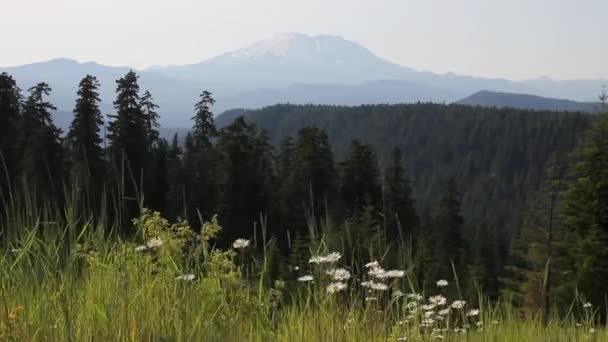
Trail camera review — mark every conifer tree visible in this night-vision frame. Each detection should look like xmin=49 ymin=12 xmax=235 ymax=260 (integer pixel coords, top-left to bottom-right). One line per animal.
xmin=191 ymin=90 xmax=217 ymax=149
xmin=0 ymin=73 xmax=22 ymax=204
xmin=215 ymin=117 xmax=274 ymax=244
xmin=164 ymin=133 xmax=185 ymax=221
xmin=107 ymin=70 xmax=147 ymax=178
xmin=383 ymin=147 xmax=419 ymax=240
xmin=107 ymin=71 xmax=147 ymax=227
xmin=140 ymin=90 xmax=160 ymax=146
xmin=66 ymin=75 xmax=105 ymax=205
xmin=183 ymin=91 xmax=219 ymax=227
xmin=20 ymin=82 xmax=64 ymax=199
xmin=560 ymin=117 xmax=608 ymax=306
xmin=427 ymin=178 xmax=466 ymax=283
xmin=279 ymin=126 xmax=338 ymax=235
xmin=340 ymin=140 xmax=382 ymax=216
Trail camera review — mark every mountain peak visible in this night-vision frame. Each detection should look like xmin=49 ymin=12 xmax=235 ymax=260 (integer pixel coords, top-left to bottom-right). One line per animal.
xmin=227 ymin=33 xmax=377 ymax=63
xmin=231 ymin=33 xmax=303 ymax=58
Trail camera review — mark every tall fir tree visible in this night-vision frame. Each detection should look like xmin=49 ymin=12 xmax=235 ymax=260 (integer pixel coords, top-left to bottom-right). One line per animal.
xmin=560 ymin=117 xmax=608 ymax=307
xmin=183 ymin=91 xmax=219 ymax=227
xmin=140 ymin=90 xmax=160 ymax=146
xmin=425 ymin=178 xmax=466 ymax=286
xmin=340 ymin=140 xmax=382 ymax=216
xmin=107 ymin=71 xmax=147 ymax=228
xmin=383 ymin=147 xmax=419 ymax=241
xmin=66 ymin=75 xmax=105 ymax=208
xmin=19 ymin=82 xmax=64 ymax=200
xmin=215 ymin=117 xmax=274 ymax=244
xmin=278 ymin=126 xmax=338 ymax=240
xmin=191 ymin=90 xmax=217 ymax=149
xmin=164 ymin=133 xmax=185 ymax=221
xmin=0 ymin=73 xmax=22 ymax=205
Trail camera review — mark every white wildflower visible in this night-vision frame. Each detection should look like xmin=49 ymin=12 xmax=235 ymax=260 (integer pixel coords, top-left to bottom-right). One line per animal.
xmin=365 ymin=297 xmax=377 ymax=302
xmin=370 ymin=281 xmax=389 ymax=291
xmin=475 ymin=321 xmax=483 ymax=327
xmin=368 ymin=266 xmax=388 ymax=279
xmin=10 ymin=248 xmax=20 ymax=253
xmin=326 ymin=281 xmax=347 ymax=294
xmin=309 ymin=252 xmax=341 ymax=264
xmin=297 ymin=275 xmax=314 ymax=282
xmin=365 ymin=260 xmax=380 ymax=268
xmin=436 ymin=279 xmax=448 ymax=287
xmin=406 ymin=301 xmax=418 ymax=309
xmin=438 ymin=308 xmax=450 ymax=316
xmin=422 ymin=304 xmax=436 ymax=311
xmin=407 ymin=293 xmax=423 ymax=301
xmin=146 ymin=237 xmax=163 ymax=248
xmin=324 ymin=252 xmax=342 ymax=263
xmin=135 ymin=245 xmax=148 ymax=252
xmin=582 ymin=302 xmax=593 ymax=309
xmin=392 ymin=290 xmax=404 ymax=299
xmin=326 ymin=268 xmax=351 ymax=281
xmin=491 ymin=320 xmax=499 ymax=325
xmin=451 ymin=300 xmax=466 ymax=309
xmin=590 ymin=328 xmax=596 ymax=334
xmin=397 ymin=337 xmax=408 ymax=341
xmin=175 ymin=274 xmax=195 ymax=281
xmin=309 ymin=255 xmax=324 ymax=264
xmin=424 ymin=310 xmax=435 ymax=318
xmin=421 ymin=318 xmax=435 ymax=326
xmin=385 ymin=270 xmax=405 ymax=278
xmin=232 ymin=238 xmax=250 ymax=249
xmin=466 ymin=309 xmax=480 ymax=317
xmin=429 ymin=295 xmax=447 ymax=306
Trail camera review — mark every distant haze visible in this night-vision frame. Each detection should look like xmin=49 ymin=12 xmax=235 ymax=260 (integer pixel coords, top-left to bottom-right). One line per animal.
xmin=2 ymin=0 xmax=607 ymax=80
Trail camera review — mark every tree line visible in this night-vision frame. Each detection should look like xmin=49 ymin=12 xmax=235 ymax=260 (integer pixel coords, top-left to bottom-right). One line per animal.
xmin=1 ymin=70 xmax=607 ymax=315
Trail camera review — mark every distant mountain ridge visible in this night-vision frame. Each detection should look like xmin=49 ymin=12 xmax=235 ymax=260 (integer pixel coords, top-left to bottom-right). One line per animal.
xmin=456 ymin=90 xmax=598 ymax=112
xmin=1 ymin=33 xmax=605 ymax=127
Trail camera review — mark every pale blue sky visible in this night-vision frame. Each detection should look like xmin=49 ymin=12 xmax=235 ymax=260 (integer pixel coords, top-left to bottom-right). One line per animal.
xmin=3 ymin=0 xmax=606 ymax=80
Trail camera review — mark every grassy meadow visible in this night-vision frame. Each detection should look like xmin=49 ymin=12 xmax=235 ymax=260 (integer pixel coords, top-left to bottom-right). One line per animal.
xmin=0 ymin=199 xmax=606 ymax=342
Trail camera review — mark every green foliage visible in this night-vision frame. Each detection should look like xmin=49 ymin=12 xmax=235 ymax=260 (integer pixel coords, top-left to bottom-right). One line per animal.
xmin=19 ymin=82 xmax=64 ymax=200
xmin=191 ymin=90 xmax=217 ymax=150
xmin=0 ymin=73 xmax=22 ymax=199
xmin=560 ymin=117 xmax=608 ymax=306
xmin=383 ymin=147 xmax=419 ymax=240
xmin=340 ymin=140 xmax=382 ymax=216
xmin=66 ymin=75 xmax=105 ymax=208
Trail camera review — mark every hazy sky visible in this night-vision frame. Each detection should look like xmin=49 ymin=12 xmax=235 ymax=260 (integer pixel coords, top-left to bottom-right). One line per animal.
xmin=3 ymin=0 xmax=607 ymax=80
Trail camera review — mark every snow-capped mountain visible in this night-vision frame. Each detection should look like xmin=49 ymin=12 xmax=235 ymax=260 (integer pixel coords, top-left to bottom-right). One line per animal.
xmin=1 ymin=33 xmax=605 ymax=128
xmin=150 ymin=33 xmax=414 ymax=87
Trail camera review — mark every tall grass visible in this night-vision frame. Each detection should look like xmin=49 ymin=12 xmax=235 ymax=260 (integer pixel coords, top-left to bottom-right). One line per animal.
xmin=0 ymin=190 xmax=606 ymax=341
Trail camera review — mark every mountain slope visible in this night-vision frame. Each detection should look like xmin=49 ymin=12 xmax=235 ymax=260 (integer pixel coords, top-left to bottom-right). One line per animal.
xmin=2 ymin=33 xmax=606 ymax=127
xmin=215 ymin=103 xmax=593 ymax=252
xmin=456 ymin=90 xmax=597 ymax=112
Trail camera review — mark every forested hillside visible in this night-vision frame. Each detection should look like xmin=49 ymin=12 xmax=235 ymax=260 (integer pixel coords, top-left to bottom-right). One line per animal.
xmin=218 ymin=103 xmax=591 ymax=244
